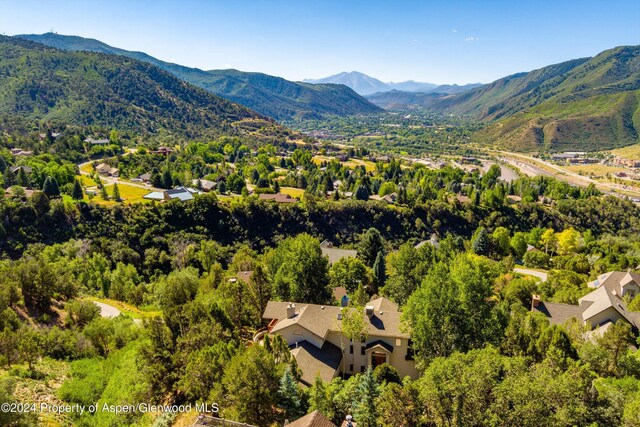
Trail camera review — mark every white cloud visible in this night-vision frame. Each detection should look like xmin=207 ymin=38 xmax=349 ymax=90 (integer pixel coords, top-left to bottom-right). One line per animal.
xmin=412 ymin=39 xmax=418 ymax=42
xmin=465 ymin=36 xmax=479 ymax=42
xmin=452 ymin=29 xmax=458 ymax=33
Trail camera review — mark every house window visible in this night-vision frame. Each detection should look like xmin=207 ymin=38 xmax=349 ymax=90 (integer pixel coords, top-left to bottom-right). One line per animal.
xmin=361 ymin=366 xmax=365 ymax=373
xmin=350 ymin=345 xmax=353 ymax=354
xmin=349 ymin=364 xmax=353 ymax=372
xmin=396 ymin=338 xmax=402 ymax=347
xmin=406 ymin=339 xmax=415 ymax=361
xmin=361 ymin=347 xmax=365 ymax=356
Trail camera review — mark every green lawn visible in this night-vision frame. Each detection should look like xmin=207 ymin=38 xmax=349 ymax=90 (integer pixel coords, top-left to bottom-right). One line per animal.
xmin=280 ymin=187 xmax=305 ymax=198
xmin=91 ymin=183 xmax=151 ymax=205
xmin=79 ymin=163 xmax=93 ymax=174
xmin=78 ymin=174 xmax=97 ymax=186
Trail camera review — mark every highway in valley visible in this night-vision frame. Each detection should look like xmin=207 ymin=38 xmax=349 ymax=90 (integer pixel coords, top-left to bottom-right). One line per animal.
xmin=493 ymin=150 xmax=640 ymax=201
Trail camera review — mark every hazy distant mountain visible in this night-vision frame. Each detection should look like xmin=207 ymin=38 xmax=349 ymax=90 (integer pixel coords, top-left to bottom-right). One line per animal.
xmin=304 ymin=71 xmax=392 ymax=95
xmin=17 ymin=33 xmax=382 ymax=120
xmin=387 ymin=80 xmax=438 ymax=93
xmin=365 ymin=90 xmax=444 ymax=110
xmin=366 ymin=83 xmax=485 ymax=110
xmin=306 ymin=71 xmax=481 ymax=97
xmin=426 ymin=83 xmax=483 ymax=94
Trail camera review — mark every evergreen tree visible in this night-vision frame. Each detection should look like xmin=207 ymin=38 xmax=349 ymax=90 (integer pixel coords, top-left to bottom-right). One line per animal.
xmin=16 ymin=327 xmax=42 ymax=371
xmin=332 ymin=190 xmax=340 ymax=200
xmin=100 ymin=184 xmax=109 ymax=200
xmin=372 ymin=251 xmax=386 ymax=293
xmin=161 ymin=170 xmax=173 ymax=189
xmin=0 ymin=156 xmax=7 ymax=173
xmin=297 ymin=174 xmax=308 ymax=189
xmin=353 ymin=284 xmax=370 ymax=307
xmin=2 ymin=168 xmax=14 ymax=189
xmin=217 ymin=181 xmax=227 ymax=194
xmin=354 ymin=184 xmax=370 ymax=201
xmin=323 ymin=177 xmax=334 ymax=194
xmin=309 ymin=376 xmax=331 ymax=418
xmin=216 ymin=345 xmax=279 ymax=426
xmin=273 ymin=180 xmax=280 ymax=193
xmin=151 ymin=173 xmax=163 ymax=188
xmin=353 ymin=366 xmax=379 ymax=427
xmin=277 ymin=366 xmax=303 ymax=421
xmin=471 ymin=227 xmax=490 ymax=256
xmin=112 ymin=183 xmax=121 ymax=201
xmin=17 ymin=167 xmax=29 ymax=187
xmin=42 ymin=176 xmax=60 ymax=198
xmin=251 ymin=168 xmax=260 ymax=184
xmin=397 ymin=186 xmax=407 ymax=204
xmin=71 ymin=179 xmax=83 ymax=200
xmin=597 ymin=320 xmax=633 ymax=376
xmin=358 ymin=228 xmax=384 ymax=267
xmin=473 ymin=190 xmax=481 ymax=206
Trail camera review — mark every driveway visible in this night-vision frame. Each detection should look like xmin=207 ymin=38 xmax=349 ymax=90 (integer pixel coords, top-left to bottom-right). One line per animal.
xmin=93 ymin=301 xmax=121 ymax=318
xmin=514 ymin=268 xmax=548 ymax=282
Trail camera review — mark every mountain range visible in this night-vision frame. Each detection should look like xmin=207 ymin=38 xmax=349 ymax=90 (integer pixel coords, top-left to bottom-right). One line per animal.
xmin=304 ymin=71 xmax=482 ymax=96
xmin=5 ymin=33 xmax=639 ymax=152
xmin=427 ymin=45 xmax=640 ymax=151
xmin=16 ymin=33 xmax=382 ymax=120
xmin=0 ymin=35 xmax=277 ymax=139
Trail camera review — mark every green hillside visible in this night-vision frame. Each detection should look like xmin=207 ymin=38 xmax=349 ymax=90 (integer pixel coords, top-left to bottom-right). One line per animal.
xmin=430 ymin=46 xmax=640 ymax=151
xmin=17 ymin=33 xmax=383 ymax=120
xmin=0 ymin=35 xmax=277 ymax=138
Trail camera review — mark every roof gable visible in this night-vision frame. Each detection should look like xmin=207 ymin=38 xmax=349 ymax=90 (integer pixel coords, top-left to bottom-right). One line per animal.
xmin=286 ymin=410 xmax=337 ymax=427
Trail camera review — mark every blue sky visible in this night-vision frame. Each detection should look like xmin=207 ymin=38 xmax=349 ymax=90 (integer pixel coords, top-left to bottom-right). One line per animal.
xmin=1 ymin=0 xmax=639 ymax=84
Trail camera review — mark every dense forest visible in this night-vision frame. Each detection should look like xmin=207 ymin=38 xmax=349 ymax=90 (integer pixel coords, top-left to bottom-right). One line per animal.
xmin=1 ymin=131 xmax=640 ymax=425
xmin=0 ymin=36 xmax=303 ymax=142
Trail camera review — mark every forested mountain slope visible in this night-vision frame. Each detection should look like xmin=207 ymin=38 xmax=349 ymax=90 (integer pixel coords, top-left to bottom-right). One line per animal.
xmin=429 ymin=46 xmax=640 ymax=151
xmin=0 ymin=35 xmax=274 ymax=138
xmin=17 ymin=33 xmax=383 ymax=120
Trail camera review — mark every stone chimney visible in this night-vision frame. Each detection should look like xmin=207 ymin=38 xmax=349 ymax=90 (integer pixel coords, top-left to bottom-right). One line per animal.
xmin=286 ymin=303 xmax=296 ymax=319
xmin=365 ymin=305 xmax=374 ymax=317
xmin=531 ymin=294 xmax=540 ymax=308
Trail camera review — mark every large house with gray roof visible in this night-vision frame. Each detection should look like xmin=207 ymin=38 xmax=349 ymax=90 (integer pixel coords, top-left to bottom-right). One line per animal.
xmin=320 ymin=240 xmax=358 ymax=265
xmin=143 ymin=186 xmax=201 ymax=202
xmin=262 ymin=296 xmax=417 ymax=386
xmin=532 ymin=271 xmax=640 ymax=333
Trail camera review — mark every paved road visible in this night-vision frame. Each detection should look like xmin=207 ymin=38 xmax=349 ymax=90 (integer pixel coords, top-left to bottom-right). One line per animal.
xmin=93 ymin=301 xmax=121 ymax=318
xmin=92 ymin=301 xmax=143 ymax=325
xmin=495 ymin=151 xmax=640 ymax=199
xmin=514 ymin=268 xmax=548 ymax=282
xmin=479 ymin=160 xmax=519 ymax=183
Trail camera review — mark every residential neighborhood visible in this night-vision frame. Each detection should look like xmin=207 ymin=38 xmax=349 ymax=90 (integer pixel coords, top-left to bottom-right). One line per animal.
xmin=533 ymin=271 xmax=640 ymax=333
xmin=0 ymin=4 xmax=639 ymax=425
